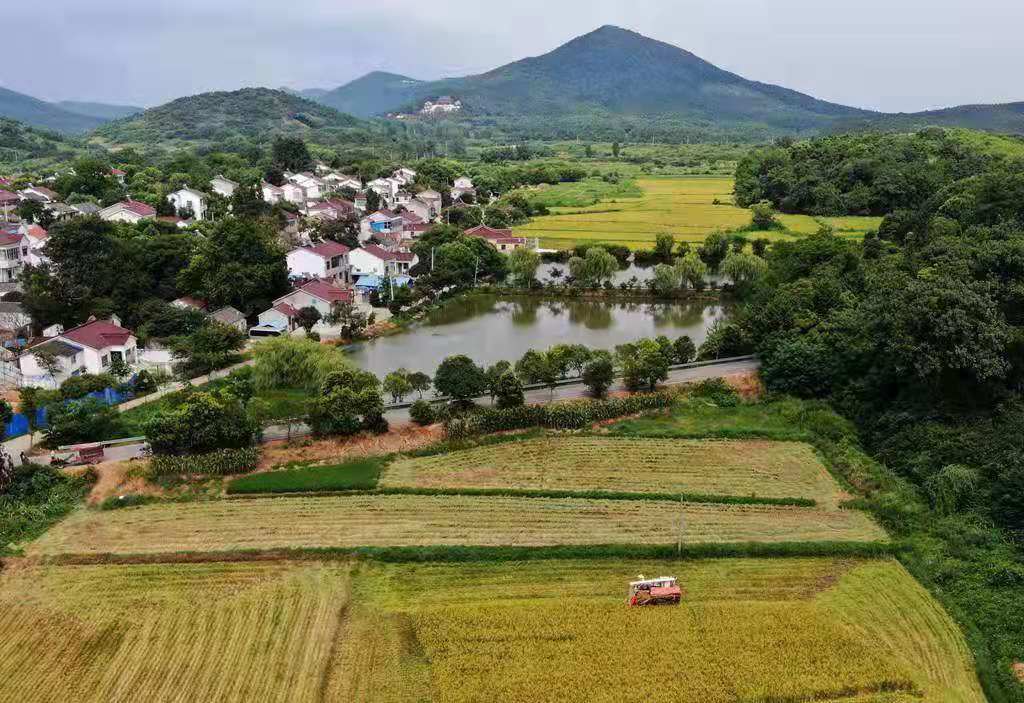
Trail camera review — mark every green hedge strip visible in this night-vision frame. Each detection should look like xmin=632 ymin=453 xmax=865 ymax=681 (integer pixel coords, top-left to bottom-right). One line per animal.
xmin=150 ymin=447 xmax=260 ymax=476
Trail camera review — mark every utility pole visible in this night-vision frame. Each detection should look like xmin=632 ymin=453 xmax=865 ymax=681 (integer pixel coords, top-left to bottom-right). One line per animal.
xmin=473 ymin=257 xmax=480 ymax=288
xmin=431 ymin=247 xmax=436 ymax=272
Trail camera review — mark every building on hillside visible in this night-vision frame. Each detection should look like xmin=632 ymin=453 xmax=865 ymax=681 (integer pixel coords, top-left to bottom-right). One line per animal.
xmin=167 ymin=187 xmax=207 ymax=220
xmin=305 ymin=198 xmax=355 ymax=221
xmin=98 ymin=199 xmax=156 ymax=223
xmin=323 ymin=173 xmax=362 ymax=192
xmin=0 ymin=190 xmax=18 ymax=221
xmin=70 ymin=203 xmax=100 ymax=216
xmin=359 ymin=210 xmax=405 ymax=243
xmin=451 ymin=176 xmax=475 ymax=202
xmin=210 ymin=175 xmax=238 ymax=198
xmin=422 ymin=96 xmax=462 ymax=114
xmin=261 ymin=181 xmax=284 ymax=205
xmin=353 ymin=192 xmax=368 ymax=212
xmin=405 ymin=196 xmax=436 ymax=223
xmin=170 ymin=296 xmax=208 ymax=312
xmin=19 ymin=318 xmax=138 ymax=388
xmin=281 ymin=182 xmax=310 ymax=206
xmin=349 ymin=244 xmax=417 ymax=278
xmin=19 ymin=223 xmax=48 ymax=265
xmin=286 ymin=241 xmax=351 ymax=283
xmin=287 ymin=172 xmax=325 ymax=200
xmin=465 ymin=225 xmax=530 ymax=252
xmin=19 ymin=185 xmax=59 ymax=203
xmin=0 ymin=229 xmax=28 ymax=287
xmin=209 ymin=306 xmax=247 ymax=333
xmin=110 ymin=168 xmax=126 ymax=185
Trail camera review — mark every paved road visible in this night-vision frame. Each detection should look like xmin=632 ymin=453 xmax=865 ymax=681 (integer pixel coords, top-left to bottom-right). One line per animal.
xmin=37 ymin=358 xmax=760 ymax=459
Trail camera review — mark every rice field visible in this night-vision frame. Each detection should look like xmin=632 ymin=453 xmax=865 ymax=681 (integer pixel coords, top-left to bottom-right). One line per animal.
xmin=382 ymin=436 xmax=848 ymax=507
xmin=26 ymin=492 xmax=886 ymax=557
xmin=0 ymin=558 xmax=981 ymax=703
xmin=515 ymin=177 xmax=881 ymax=249
xmin=336 ymin=558 xmax=986 ymax=702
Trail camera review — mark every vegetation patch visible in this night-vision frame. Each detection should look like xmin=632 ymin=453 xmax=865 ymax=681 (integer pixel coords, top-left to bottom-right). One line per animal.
xmin=227 ymin=456 xmax=388 ymax=494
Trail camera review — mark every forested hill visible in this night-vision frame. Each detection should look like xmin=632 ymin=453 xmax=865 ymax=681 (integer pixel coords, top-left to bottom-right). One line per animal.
xmin=0 ymin=87 xmax=107 ymax=134
xmin=93 ymin=88 xmax=365 ymax=145
xmin=734 ymin=128 xmax=1024 ymax=216
xmin=313 ymin=26 xmax=872 ymax=135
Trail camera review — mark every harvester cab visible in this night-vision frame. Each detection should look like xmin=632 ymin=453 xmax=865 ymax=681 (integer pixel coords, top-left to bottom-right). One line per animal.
xmin=627 ymin=575 xmax=682 ymax=606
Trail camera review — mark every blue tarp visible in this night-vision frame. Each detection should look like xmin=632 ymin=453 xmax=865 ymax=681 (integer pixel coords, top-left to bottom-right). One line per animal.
xmin=2 ymin=384 xmax=135 ymax=438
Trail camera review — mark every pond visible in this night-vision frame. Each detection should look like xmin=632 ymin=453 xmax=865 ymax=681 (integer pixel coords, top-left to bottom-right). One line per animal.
xmin=346 ymin=294 xmax=731 ymax=377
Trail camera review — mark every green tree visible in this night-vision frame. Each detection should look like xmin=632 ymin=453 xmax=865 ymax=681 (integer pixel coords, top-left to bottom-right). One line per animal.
xmin=673 ymin=335 xmax=697 ymax=364
xmin=144 ymin=390 xmax=259 ymax=455
xmin=45 ymin=398 xmax=123 ymax=448
xmin=654 ymin=233 xmax=675 ymax=262
xmin=720 ymin=251 xmax=768 ymax=286
xmin=621 ymin=339 xmax=670 ymax=391
xmin=507 ymin=247 xmax=540 ymax=287
xmin=434 ymin=355 xmax=488 ymax=405
xmin=568 ymin=247 xmax=617 ymax=287
xmin=651 ymin=264 xmax=680 ymax=295
xmin=484 ymin=361 xmax=512 ymax=402
xmin=383 ymin=369 xmax=413 ymax=403
xmin=307 ymin=368 xmax=385 ymax=437
xmin=495 ymin=370 xmax=525 ymax=409
xmin=582 ymin=357 xmax=614 ymax=398
xmin=170 ymin=322 xmax=246 ymax=377
xmin=271 ymin=136 xmax=313 ymax=172
xmin=326 ymin=301 xmax=371 ymax=340
xmin=698 ymin=232 xmax=730 ymax=272
xmin=612 ymin=141 xmax=620 ymax=158
xmin=750 ymin=200 xmax=779 ymax=230
xmin=177 ymin=218 xmax=289 ymax=314
xmin=407 ymin=371 xmax=432 ymax=399
xmin=295 ymin=306 xmax=322 ymax=336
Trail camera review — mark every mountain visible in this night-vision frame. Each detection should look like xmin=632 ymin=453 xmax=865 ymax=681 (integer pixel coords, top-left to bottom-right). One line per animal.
xmin=312 ymin=28 xmax=871 ymax=132
xmin=0 ymin=117 xmax=86 ymax=167
xmin=56 ymin=100 xmax=144 ymax=121
xmin=842 ymin=102 xmax=1024 ymax=135
xmin=0 ymin=87 xmax=106 ymax=134
xmin=315 ymin=72 xmax=425 ymax=118
xmin=94 ymin=87 xmax=364 ymax=145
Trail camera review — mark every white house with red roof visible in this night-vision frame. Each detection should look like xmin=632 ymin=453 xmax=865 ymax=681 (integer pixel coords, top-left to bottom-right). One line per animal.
xmin=286 ymin=241 xmax=351 ymax=283
xmin=349 ymin=244 xmax=417 ymax=278
xmin=465 ymin=225 xmax=530 ymax=252
xmin=255 ymin=279 xmax=355 ymax=334
xmin=110 ymin=168 xmax=127 ymax=185
xmin=305 ymin=198 xmax=355 ymax=221
xmin=98 ymin=199 xmax=156 ymax=223
xmin=19 ymin=318 xmax=138 ymax=387
xmin=19 ymin=223 xmax=48 ymax=266
xmin=0 ymin=228 xmax=28 ymax=285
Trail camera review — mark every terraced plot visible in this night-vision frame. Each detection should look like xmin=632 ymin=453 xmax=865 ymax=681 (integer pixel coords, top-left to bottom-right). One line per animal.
xmin=336 ymin=558 xmax=985 ymax=703
xmin=515 ymin=177 xmax=882 ymax=249
xmin=27 ymin=493 xmax=885 ymax=557
xmin=383 ymin=436 xmax=846 ymax=506
xmin=0 ymin=562 xmax=349 ymax=703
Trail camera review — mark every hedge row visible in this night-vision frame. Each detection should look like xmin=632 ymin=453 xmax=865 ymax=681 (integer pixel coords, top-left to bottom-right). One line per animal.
xmin=150 ymin=447 xmax=260 ymax=476
xmin=444 ymin=390 xmax=679 ymax=438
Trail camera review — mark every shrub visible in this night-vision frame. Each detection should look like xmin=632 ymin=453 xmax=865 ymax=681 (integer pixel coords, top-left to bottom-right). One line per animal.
xmin=495 ymin=371 xmax=525 ymax=408
xmin=409 ymin=399 xmax=437 ymax=426
xmin=582 ymin=357 xmax=614 ymax=397
xmin=150 ymin=447 xmax=260 ymax=476
xmin=44 ymin=398 xmax=124 ymax=448
xmin=434 ymin=355 xmax=488 ymax=404
xmin=687 ymin=378 xmax=740 ymax=406
xmin=444 ymin=390 xmax=678 ymax=438
xmin=144 ymin=390 xmax=259 ymax=455
xmin=307 ymin=368 xmax=385 ymax=438
xmin=57 ymin=373 xmax=118 ymax=401
xmin=132 ymin=369 xmax=158 ymax=395
xmin=100 ymin=493 xmax=158 ymax=510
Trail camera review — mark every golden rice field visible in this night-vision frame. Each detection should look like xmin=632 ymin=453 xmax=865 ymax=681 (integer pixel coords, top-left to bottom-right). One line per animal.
xmin=27 ymin=493 xmax=886 ymax=557
xmin=382 ymin=436 xmax=848 ymax=507
xmin=337 ymin=558 xmax=985 ymax=703
xmin=0 ymin=558 xmax=982 ymax=703
xmin=515 ymin=177 xmax=881 ymax=249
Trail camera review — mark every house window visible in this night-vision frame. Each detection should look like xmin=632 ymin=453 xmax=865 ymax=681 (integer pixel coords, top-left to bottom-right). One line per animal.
xmin=101 ymin=354 xmax=110 ymax=367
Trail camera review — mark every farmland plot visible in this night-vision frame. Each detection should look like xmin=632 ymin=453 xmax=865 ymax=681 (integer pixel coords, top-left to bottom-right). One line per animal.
xmin=333 ymin=558 xmax=985 ymax=703
xmin=0 ymin=562 xmax=350 ymax=703
xmin=27 ymin=493 xmax=885 ymax=557
xmin=383 ymin=436 xmax=847 ymax=506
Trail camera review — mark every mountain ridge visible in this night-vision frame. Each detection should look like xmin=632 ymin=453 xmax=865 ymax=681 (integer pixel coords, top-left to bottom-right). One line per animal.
xmin=0 ymin=87 xmax=107 ymax=134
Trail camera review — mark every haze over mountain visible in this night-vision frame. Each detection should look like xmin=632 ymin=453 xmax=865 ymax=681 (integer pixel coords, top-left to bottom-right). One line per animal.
xmin=93 ymin=87 xmax=363 ymax=145
xmin=0 ymin=87 xmax=108 ymax=134
xmin=54 ymin=101 xmax=144 ymax=121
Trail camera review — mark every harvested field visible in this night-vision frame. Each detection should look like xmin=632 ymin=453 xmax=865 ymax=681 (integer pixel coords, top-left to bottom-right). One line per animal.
xmin=383 ymin=436 xmax=846 ymax=506
xmin=336 ymin=558 xmax=985 ymax=702
xmin=0 ymin=562 xmax=350 ymax=703
xmin=26 ymin=494 xmax=886 ymax=557
xmin=257 ymin=423 xmax=443 ymax=471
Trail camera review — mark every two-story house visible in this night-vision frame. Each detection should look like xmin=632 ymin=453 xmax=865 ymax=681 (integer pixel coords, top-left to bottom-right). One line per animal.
xmin=465 ymin=225 xmax=530 ymax=252
xmin=19 ymin=318 xmax=138 ymax=388
xmin=0 ymin=229 xmax=28 ymax=285
xmin=210 ymin=175 xmax=238 ymax=198
xmin=255 ymin=279 xmax=355 ymax=334
xmin=167 ymin=187 xmax=207 ymax=220
xmin=286 ymin=241 xmax=351 ymax=283
xmin=98 ymin=200 xmax=156 ymax=223
xmin=359 ymin=210 xmax=405 ymax=243
xmin=349 ymin=244 xmax=417 ymax=278
xmin=451 ymin=177 xmax=476 ymax=202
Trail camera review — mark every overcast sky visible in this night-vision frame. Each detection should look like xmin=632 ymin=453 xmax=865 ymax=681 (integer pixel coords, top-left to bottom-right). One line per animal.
xmin=3 ymin=0 xmax=1022 ymax=112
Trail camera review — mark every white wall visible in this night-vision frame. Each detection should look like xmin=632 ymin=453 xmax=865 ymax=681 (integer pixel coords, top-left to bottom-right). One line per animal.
xmin=286 ymin=249 xmax=328 ymax=279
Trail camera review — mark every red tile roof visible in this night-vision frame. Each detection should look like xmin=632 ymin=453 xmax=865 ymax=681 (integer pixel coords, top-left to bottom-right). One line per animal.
xmin=23 ymin=224 xmax=47 ymax=240
xmin=111 ymin=168 xmax=126 ymax=176
xmin=400 ymin=211 xmax=425 ymax=225
xmin=0 ymin=232 xmax=23 ymax=246
xmin=465 ymin=225 xmax=527 ymax=245
xmin=306 ymin=240 xmax=350 ymax=258
xmin=0 ymin=190 xmax=18 ymax=204
xmin=298 ymin=279 xmax=354 ymax=304
xmin=273 ymin=303 xmax=299 ymax=318
xmin=361 ymin=244 xmax=415 ymax=263
xmin=61 ymin=320 xmax=133 ymax=350
xmin=120 ymin=200 xmax=156 ymax=217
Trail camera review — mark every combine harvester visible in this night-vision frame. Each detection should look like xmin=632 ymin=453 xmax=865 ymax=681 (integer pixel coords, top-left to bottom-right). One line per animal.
xmin=626 ymin=576 xmax=681 ymax=606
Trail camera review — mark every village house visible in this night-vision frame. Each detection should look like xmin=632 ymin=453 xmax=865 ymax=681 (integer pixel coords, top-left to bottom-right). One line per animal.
xmin=451 ymin=176 xmax=476 ymax=202
xmin=70 ymin=203 xmax=100 ymax=217
xmin=19 ymin=185 xmax=59 ymax=204
xmin=393 ymin=167 xmax=417 ymax=184
xmin=255 ymin=279 xmax=355 ymax=334
xmin=0 ymin=228 xmax=28 ymax=286
xmin=110 ymin=168 xmax=126 ymax=185
xmin=359 ymin=210 xmax=405 ymax=242
xmin=210 ymin=175 xmax=238 ymax=198
xmin=286 ymin=241 xmax=351 ymax=283
xmin=0 ymin=190 xmax=19 ymax=221
xmin=19 ymin=318 xmax=138 ymax=388
xmin=44 ymin=203 xmax=78 ymax=221
xmin=281 ymin=182 xmax=310 ymax=206
xmin=349 ymin=244 xmax=417 ymax=278
xmin=98 ymin=199 xmax=156 ymax=223
xmin=305 ymin=198 xmax=356 ymax=221
xmin=422 ymin=96 xmax=462 ymax=114
xmin=261 ymin=181 xmax=284 ymax=205
xmin=323 ymin=173 xmax=361 ymax=192
xmin=286 ymin=172 xmax=325 ymax=201
xmin=465 ymin=225 xmax=530 ymax=252
xmin=167 ymin=187 xmax=207 ymax=220
xmin=19 ymin=223 xmax=48 ymax=265
xmin=208 ymin=306 xmax=247 ymax=333
xmin=403 ymin=197 xmax=434 ymax=223
xmin=353 ymin=192 xmax=368 ymax=212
